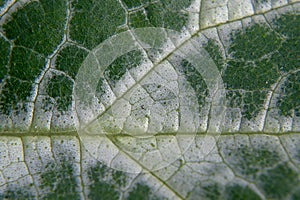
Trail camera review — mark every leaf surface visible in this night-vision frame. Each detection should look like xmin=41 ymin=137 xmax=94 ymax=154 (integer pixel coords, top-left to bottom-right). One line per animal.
xmin=0 ymin=0 xmax=299 ymax=199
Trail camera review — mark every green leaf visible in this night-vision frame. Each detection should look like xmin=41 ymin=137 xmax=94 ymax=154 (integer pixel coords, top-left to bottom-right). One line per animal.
xmin=0 ymin=0 xmax=299 ymax=199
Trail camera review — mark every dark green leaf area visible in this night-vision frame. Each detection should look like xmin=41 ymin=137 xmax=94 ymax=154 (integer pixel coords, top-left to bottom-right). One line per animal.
xmin=46 ymin=74 xmax=73 ymax=112
xmin=104 ymin=50 xmax=142 ymax=88
xmin=224 ymin=23 xmax=283 ymax=119
xmin=3 ymin=0 xmax=66 ymax=56
xmin=198 ymin=183 xmax=222 ymax=200
xmin=224 ymin=59 xmax=278 ymax=90
xmin=225 ymin=24 xmax=281 ymax=90
xmin=127 ymin=183 xmax=160 ymax=200
xmin=272 ymin=37 xmax=300 ymax=73
xmin=9 ymin=47 xmax=45 ymax=81
xmin=88 ymin=163 xmax=160 ymax=200
xmin=122 ymin=0 xmax=148 ymax=9
xmin=223 ymin=145 xmax=281 ymax=178
xmin=0 ymin=0 xmax=5 ymax=7
xmin=291 ymin=188 xmax=300 ymax=200
xmin=129 ymin=0 xmax=191 ymax=31
xmin=224 ymin=184 xmax=261 ymax=200
xmin=70 ymin=0 xmax=125 ymax=49
xmin=0 ymin=46 xmax=44 ymax=115
xmin=191 ymin=182 xmax=261 ymax=200
xmin=55 ymin=45 xmax=88 ymax=79
xmin=160 ymin=0 xmax=192 ymax=11
xmin=243 ymin=91 xmax=268 ymax=119
xmin=204 ymin=39 xmax=273 ymax=120
xmin=228 ymin=24 xmax=281 ymax=61
xmin=222 ymin=142 xmax=300 ymax=199
xmin=203 ymin=39 xmax=224 ymax=72
xmin=0 ymin=36 xmax=10 ymax=81
xmin=88 ymin=180 xmax=119 ymax=200
xmin=129 ymin=10 xmax=152 ymax=28
xmin=0 ymin=188 xmax=34 ymax=200
xmin=0 ymin=77 xmax=32 ymax=115
xmin=180 ymin=59 xmax=208 ymax=109
xmin=40 ymin=161 xmax=80 ymax=200
xmin=271 ymin=14 xmax=300 ymax=72
xmin=258 ymin=163 xmax=299 ymax=199
xmin=223 ymin=14 xmax=300 ymax=119
xmin=273 ymin=14 xmax=300 ymax=41
xmin=88 ymin=164 xmax=123 ymax=200
xmin=278 ymin=72 xmax=300 ymax=117
xmin=123 ymin=0 xmax=191 ymax=10
xmin=95 ymin=77 xmax=106 ymax=100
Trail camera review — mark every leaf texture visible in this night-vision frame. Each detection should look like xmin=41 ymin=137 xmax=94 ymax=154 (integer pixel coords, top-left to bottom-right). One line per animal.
xmin=0 ymin=0 xmax=299 ymax=199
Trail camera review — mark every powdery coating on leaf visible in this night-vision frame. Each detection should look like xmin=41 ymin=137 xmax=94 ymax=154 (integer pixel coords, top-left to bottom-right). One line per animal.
xmin=0 ymin=134 xmax=299 ymax=199
xmin=0 ymin=0 xmax=299 ymax=199
xmin=74 ymin=27 xmax=226 ymax=173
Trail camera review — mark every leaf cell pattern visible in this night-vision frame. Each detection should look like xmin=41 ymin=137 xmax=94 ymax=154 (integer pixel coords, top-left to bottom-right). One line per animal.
xmin=0 ymin=0 xmax=299 ymax=199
